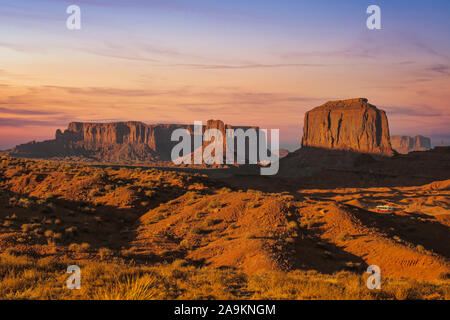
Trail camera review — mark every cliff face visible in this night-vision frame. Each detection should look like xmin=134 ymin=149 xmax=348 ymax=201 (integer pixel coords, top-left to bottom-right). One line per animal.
xmin=174 ymin=119 xmax=261 ymax=164
xmin=301 ymin=98 xmax=394 ymax=156
xmin=391 ymin=135 xmax=431 ymax=154
xmin=10 ymin=121 xmax=259 ymax=163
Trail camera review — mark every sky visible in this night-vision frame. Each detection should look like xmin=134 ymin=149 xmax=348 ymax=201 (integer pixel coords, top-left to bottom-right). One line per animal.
xmin=0 ymin=0 xmax=449 ymax=151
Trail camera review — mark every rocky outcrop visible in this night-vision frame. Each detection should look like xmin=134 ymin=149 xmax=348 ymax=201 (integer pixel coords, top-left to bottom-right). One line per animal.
xmin=175 ymin=119 xmax=261 ymax=165
xmin=10 ymin=120 xmax=260 ymax=164
xmin=11 ymin=122 xmax=189 ymax=162
xmin=391 ymin=135 xmax=431 ymax=154
xmin=301 ymin=98 xmax=393 ymax=156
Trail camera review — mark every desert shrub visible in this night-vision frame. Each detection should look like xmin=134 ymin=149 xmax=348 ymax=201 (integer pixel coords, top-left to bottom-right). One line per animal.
xmin=82 ymin=206 xmax=96 ymax=214
xmin=218 ymin=187 xmax=232 ymax=194
xmin=89 ymin=189 xmax=102 ymax=197
xmin=287 ymin=221 xmax=299 ymax=231
xmin=172 ymin=259 xmax=188 ymax=268
xmin=93 ymin=275 xmax=160 ymax=300
xmin=195 ymin=211 xmax=207 ymax=219
xmin=281 ymin=194 xmax=295 ymax=201
xmin=416 ymin=245 xmax=426 ymax=253
xmin=3 ymin=221 xmax=12 ymax=227
xmin=285 ymin=237 xmax=296 ymax=244
xmin=53 ymin=233 xmax=63 ymax=241
xmin=144 ymin=190 xmax=154 ymax=198
xmin=6 ymin=214 xmax=18 ymax=220
xmin=98 ymin=248 xmax=114 ymax=260
xmin=191 ymin=226 xmax=205 ymax=234
xmin=44 ymin=230 xmax=54 ymax=238
xmin=45 ymin=193 xmax=56 ymax=200
xmin=336 ymin=232 xmax=353 ymax=242
xmin=121 ymin=247 xmax=137 ymax=257
xmin=150 ymin=213 xmax=165 ymax=224
xmin=18 ymin=198 xmax=34 ymax=209
xmin=179 ymin=239 xmax=191 ymax=250
xmin=21 ymin=223 xmax=40 ymax=233
xmin=208 ymin=199 xmax=221 ymax=209
xmin=80 ymin=243 xmax=91 ymax=251
xmin=65 ymin=226 xmax=78 ymax=236
xmin=69 ymin=243 xmax=82 ymax=252
xmin=246 ymin=202 xmax=261 ymax=209
xmin=93 ymin=170 xmax=106 ymax=180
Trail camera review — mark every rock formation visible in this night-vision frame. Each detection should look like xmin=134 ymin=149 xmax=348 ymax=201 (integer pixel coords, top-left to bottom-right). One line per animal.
xmin=391 ymin=135 xmax=431 ymax=154
xmin=301 ymin=98 xmax=394 ymax=156
xmin=11 ymin=122 xmax=189 ymax=162
xmin=175 ymin=119 xmax=261 ymax=165
xmin=9 ymin=120 xmax=260 ymax=164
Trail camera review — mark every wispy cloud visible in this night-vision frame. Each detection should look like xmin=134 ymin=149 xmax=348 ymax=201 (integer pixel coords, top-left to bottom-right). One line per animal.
xmin=428 ymin=63 xmax=450 ymax=76
xmin=385 ymin=105 xmax=448 ymax=117
xmin=0 ymin=107 xmax=57 ymax=116
xmin=169 ymin=62 xmax=331 ymax=69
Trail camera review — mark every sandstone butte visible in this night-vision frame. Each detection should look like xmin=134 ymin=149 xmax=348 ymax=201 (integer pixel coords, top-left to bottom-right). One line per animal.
xmin=391 ymin=135 xmax=431 ymax=154
xmin=301 ymin=98 xmax=394 ymax=156
xmin=10 ymin=120 xmax=259 ymax=163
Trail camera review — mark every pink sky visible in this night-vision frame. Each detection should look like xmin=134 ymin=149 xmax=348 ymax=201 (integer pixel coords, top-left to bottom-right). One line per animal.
xmin=1 ymin=1 xmax=449 ymax=150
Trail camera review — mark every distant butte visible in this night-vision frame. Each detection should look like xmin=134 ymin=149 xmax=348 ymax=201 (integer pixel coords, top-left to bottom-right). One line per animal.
xmin=8 ymin=120 xmax=258 ymax=164
xmin=391 ymin=135 xmax=431 ymax=154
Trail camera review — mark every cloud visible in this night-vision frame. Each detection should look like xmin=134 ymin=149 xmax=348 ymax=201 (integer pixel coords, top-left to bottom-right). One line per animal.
xmin=0 ymin=107 xmax=57 ymax=116
xmin=428 ymin=64 xmax=450 ymax=76
xmin=385 ymin=105 xmax=448 ymax=117
xmin=279 ymin=31 xmax=450 ymax=64
xmin=0 ymin=117 xmax=69 ymax=127
xmin=169 ymin=62 xmax=331 ymax=69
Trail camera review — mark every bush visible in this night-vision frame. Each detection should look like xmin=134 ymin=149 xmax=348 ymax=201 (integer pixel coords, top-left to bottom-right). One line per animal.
xmin=2 ymin=220 xmax=12 ymax=227
xmin=208 ymin=199 xmax=221 ymax=209
xmin=172 ymin=259 xmax=188 ymax=268
xmin=416 ymin=245 xmax=426 ymax=253
xmin=191 ymin=226 xmax=205 ymax=234
xmin=53 ymin=233 xmax=63 ymax=241
xmin=179 ymin=239 xmax=191 ymax=250
xmin=287 ymin=221 xmax=298 ymax=231
xmin=98 ymin=248 xmax=114 ymax=260
xmin=65 ymin=226 xmax=78 ymax=235
xmin=21 ymin=223 xmax=39 ymax=233
xmin=18 ymin=198 xmax=34 ymax=209
xmin=69 ymin=243 xmax=82 ymax=252
xmin=44 ymin=230 xmax=54 ymax=238
xmin=81 ymin=243 xmax=91 ymax=251
xmin=336 ymin=232 xmax=353 ymax=242
xmin=150 ymin=213 xmax=165 ymax=224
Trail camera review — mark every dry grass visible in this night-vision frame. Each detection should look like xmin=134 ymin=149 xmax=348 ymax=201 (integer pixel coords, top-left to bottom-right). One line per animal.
xmin=0 ymin=252 xmax=448 ymax=300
